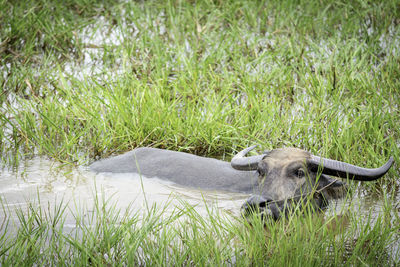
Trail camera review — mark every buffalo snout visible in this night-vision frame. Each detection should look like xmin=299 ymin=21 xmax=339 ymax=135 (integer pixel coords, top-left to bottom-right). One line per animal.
xmin=241 ymin=195 xmax=282 ymax=221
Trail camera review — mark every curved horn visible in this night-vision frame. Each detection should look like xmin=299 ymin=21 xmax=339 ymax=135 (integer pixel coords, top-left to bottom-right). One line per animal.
xmin=231 ymin=145 xmax=265 ymax=171
xmin=309 ymin=155 xmax=394 ymax=181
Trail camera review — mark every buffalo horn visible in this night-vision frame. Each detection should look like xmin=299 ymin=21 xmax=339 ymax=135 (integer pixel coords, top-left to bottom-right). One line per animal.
xmin=309 ymin=155 xmax=394 ymax=181
xmin=231 ymin=145 xmax=265 ymax=171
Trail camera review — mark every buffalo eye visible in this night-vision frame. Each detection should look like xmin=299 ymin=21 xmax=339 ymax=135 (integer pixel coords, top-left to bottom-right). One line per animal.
xmin=294 ymin=168 xmax=305 ymax=178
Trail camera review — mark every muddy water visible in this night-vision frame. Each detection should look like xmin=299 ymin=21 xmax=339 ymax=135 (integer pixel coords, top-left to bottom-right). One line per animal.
xmin=0 ymin=157 xmax=398 ymax=239
xmin=1 ymin=157 xmax=399 ymax=260
xmin=0 ymin=157 xmax=248 ymax=234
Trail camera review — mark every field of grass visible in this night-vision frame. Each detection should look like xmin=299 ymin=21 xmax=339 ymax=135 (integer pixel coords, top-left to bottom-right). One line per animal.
xmin=0 ymin=191 xmax=398 ymax=266
xmin=1 ymin=0 xmax=399 ymax=265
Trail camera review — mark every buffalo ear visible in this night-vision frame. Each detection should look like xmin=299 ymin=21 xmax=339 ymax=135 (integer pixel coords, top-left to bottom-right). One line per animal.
xmin=257 ymin=160 xmax=269 ymax=176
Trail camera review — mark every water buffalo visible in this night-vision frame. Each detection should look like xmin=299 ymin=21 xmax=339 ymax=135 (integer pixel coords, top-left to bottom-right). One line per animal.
xmin=89 ymin=146 xmax=393 ymax=220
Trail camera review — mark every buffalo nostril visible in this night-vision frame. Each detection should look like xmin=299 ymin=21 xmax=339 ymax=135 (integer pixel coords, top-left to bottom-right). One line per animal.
xmin=242 ymin=195 xmax=273 ymax=210
xmin=245 ymin=195 xmax=267 ymax=206
xmin=258 ymin=201 xmax=266 ymax=208
xmin=258 ymin=199 xmax=272 ymax=207
xmin=241 ymin=195 xmax=277 ymax=221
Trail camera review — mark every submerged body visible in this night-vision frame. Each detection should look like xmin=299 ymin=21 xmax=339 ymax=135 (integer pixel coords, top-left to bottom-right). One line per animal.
xmin=90 ymin=147 xmax=258 ymax=193
xmin=90 ymin=146 xmax=393 ymax=220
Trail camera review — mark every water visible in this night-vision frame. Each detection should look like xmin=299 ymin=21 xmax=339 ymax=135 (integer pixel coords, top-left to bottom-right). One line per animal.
xmin=1 ymin=156 xmax=398 ymax=261
xmin=0 ymin=157 xmax=248 ymax=234
xmin=1 ymin=156 xmax=396 ymax=226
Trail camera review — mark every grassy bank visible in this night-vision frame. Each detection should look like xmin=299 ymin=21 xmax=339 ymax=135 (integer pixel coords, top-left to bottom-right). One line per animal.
xmin=1 ymin=0 xmax=399 ymax=265
xmin=1 ymin=0 xmax=399 ymax=166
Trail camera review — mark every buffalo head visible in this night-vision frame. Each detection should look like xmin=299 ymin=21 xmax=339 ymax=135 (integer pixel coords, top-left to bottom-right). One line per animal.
xmin=231 ymin=146 xmax=394 ymax=220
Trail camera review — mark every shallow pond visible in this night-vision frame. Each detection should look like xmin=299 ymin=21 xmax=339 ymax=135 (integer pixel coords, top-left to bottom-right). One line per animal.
xmin=0 ymin=157 xmax=248 ymax=233
xmin=0 ymin=156 xmax=399 ymax=260
xmin=0 ymin=156 xmax=397 ymax=225
xmin=0 ymin=157 xmax=397 ymax=227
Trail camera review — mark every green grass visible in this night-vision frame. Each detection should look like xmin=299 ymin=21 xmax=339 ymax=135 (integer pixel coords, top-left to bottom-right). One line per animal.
xmin=0 ymin=0 xmax=400 ymax=265
xmin=1 ymin=0 xmax=399 ymax=165
xmin=0 ymin=190 xmax=399 ymax=266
